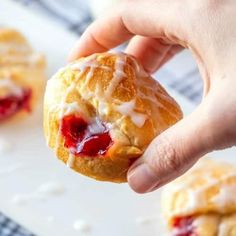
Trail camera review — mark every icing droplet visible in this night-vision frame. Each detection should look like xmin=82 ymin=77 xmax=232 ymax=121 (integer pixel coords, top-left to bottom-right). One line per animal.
xmin=0 ymin=138 xmax=12 ymax=154
xmin=73 ymin=219 xmax=92 ymax=233
xmin=12 ymin=182 xmax=66 ymax=205
xmin=37 ymin=182 xmax=66 ymax=196
xmin=46 ymin=216 xmax=55 ymax=223
xmin=135 ymin=216 xmax=153 ymax=225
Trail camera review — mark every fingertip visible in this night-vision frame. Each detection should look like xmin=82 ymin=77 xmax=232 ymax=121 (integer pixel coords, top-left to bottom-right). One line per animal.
xmin=128 ymin=162 xmax=159 ymax=194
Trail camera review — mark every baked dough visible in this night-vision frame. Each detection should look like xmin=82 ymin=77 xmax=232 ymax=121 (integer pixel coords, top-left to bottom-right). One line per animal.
xmin=0 ymin=28 xmax=46 ymax=121
xmin=162 ymin=158 xmax=236 ymax=236
xmin=44 ymin=52 xmax=182 ymax=182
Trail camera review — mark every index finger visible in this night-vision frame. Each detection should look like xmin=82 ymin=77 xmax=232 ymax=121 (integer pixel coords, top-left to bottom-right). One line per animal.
xmin=68 ymin=12 xmax=134 ymax=61
xmin=68 ymin=0 xmax=185 ymax=61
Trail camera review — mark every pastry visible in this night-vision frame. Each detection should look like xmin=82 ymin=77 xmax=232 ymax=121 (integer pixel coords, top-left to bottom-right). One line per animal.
xmin=162 ymin=159 xmax=236 ymax=236
xmin=0 ymin=28 xmax=46 ymax=121
xmin=44 ymin=52 xmax=182 ymax=182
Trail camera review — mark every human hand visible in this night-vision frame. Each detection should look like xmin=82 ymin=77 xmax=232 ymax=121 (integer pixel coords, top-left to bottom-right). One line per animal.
xmin=68 ymin=0 xmax=236 ymax=193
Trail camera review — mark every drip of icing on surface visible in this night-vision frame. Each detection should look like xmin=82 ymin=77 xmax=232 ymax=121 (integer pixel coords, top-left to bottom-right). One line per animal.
xmin=115 ymin=99 xmax=147 ymax=128
xmin=135 ymin=216 xmax=154 ymax=225
xmin=46 ymin=216 xmax=55 ymax=223
xmin=37 ymin=182 xmax=66 ymax=195
xmin=73 ymin=219 xmax=92 ymax=233
xmin=0 ymin=137 xmax=12 ymax=154
xmin=12 ymin=182 xmax=66 ymax=205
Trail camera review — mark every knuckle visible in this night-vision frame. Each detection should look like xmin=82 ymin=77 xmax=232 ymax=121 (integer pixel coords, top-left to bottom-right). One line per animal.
xmin=149 ymin=134 xmax=180 ymax=174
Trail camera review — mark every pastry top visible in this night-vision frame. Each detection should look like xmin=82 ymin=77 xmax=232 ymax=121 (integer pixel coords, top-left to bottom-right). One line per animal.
xmin=0 ymin=28 xmax=45 ymax=69
xmin=162 ymin=158 xmax=236 ymax=224
xmin=44 ymin=52 xmax=182 ymax=182
xmin=45 ymin=52 xmax=182 ymax=152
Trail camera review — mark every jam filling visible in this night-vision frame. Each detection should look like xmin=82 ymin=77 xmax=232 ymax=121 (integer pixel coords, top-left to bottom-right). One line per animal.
xmin=172 ymin=216 xmax=197 ymax=236
xmin=61 ymin=115 xmax=113 ymax=157
xmin=0 ymin=88 xmax=32 ymax=121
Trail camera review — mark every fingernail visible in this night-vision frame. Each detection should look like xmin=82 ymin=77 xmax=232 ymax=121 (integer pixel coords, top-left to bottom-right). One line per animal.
xmin=128 ymin=162 xmax=159 ymax=194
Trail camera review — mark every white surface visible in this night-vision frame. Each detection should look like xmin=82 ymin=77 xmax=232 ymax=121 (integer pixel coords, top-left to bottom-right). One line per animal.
xmin=0 ymin=1 xmax=235 ymax=236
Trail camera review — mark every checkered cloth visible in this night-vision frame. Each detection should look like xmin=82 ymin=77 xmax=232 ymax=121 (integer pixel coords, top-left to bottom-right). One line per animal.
xmin=0 ymin=214 xmax=34 ymax=236
xmin=0 ymin=0 xmax=203 ymax=235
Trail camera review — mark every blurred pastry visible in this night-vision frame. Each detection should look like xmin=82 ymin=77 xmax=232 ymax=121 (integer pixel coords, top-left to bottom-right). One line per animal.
xmin=0 ymin=28 xmax=46 ymax=121
xmin=162 ymin=159 xmax=236 ymax=236
xmin=44 ymin=52 xmax=182 ymax=182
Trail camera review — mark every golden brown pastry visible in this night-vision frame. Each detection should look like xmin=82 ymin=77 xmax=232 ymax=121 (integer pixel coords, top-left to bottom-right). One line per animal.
xmin=44 ymin=52 xmax=182 ymax=182
xmin=0 ymin=28 xmax=46 ymax=121
xmin=162 ymin=159 xmax=236 ymax=236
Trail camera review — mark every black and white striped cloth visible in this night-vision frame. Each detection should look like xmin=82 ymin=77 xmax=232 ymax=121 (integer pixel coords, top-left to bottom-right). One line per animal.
xmin=0 ymin=0 xmax=203 ymax=235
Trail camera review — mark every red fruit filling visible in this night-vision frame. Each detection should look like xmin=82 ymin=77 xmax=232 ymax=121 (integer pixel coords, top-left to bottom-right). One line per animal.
xmin=172 ymin=216 xmax=197 ymax=236
xmin=0 ymin=88 xmax=32 ymax=121
xmin=61 ymin=115 xmax=113 ymax=157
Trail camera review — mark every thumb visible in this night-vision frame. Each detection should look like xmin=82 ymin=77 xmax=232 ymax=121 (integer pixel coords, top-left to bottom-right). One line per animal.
xmin=127 ymin=102 xmax=216 ymax=193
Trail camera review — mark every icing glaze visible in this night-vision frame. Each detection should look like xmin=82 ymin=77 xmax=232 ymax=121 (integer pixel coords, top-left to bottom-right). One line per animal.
xmin=105 ymin=56 xmax=126 ymax=98
xmin=12 ymin=182 xmax=65 ymax=205
xmin=116 ymin=99 xmax=147 ymax=128
xmin=73 ymin=219 xmax=92 ymax=233
xmin=67 ymin=154 xmax=75 ymax=168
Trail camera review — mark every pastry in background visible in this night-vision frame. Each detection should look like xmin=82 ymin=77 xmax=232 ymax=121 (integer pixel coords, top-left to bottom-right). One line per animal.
xmin=44 ymin=52 xmax=182 ymax=182
xmin=162 ymin=158 xmax=236 ymax=236
xmin=0 ymin=28 xmax=46 ymax=121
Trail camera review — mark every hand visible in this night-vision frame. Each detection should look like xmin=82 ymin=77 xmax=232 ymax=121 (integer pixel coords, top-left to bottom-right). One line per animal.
xmin=69 ymin=0 xmax=236 ymax=193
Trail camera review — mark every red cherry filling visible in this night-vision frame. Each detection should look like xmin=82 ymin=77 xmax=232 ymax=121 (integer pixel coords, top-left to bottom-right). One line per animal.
xmin=172 ymin=216 xmax=197 ymax=236
xmin=61 ymin=115 xmax=113 ymax=157
xmin=0 ymin=88 xmax=32 ymax=121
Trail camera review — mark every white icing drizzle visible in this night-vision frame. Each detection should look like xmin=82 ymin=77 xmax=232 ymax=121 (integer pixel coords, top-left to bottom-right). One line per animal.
xmin=0 ymin=77 xmax=23 ymax=97
xmin=50 ymin=102 xmax=82 ymax=118
xmin=105 ymin=56 xmax=126 ymax=98
xmin=116 ymin=99 xmax=147 ymax=128
xmin=97 ymin=101 xmax=109 ymax=115
xmin=73 ymin=219 xmax=92 ymax=233
xmin=67 ymin=154 xmax=75 ymax=168
xmin=87 ymin=117 xmax=106 ymax=135
xmin=212 ymin=184 xmax=236 ymax=207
